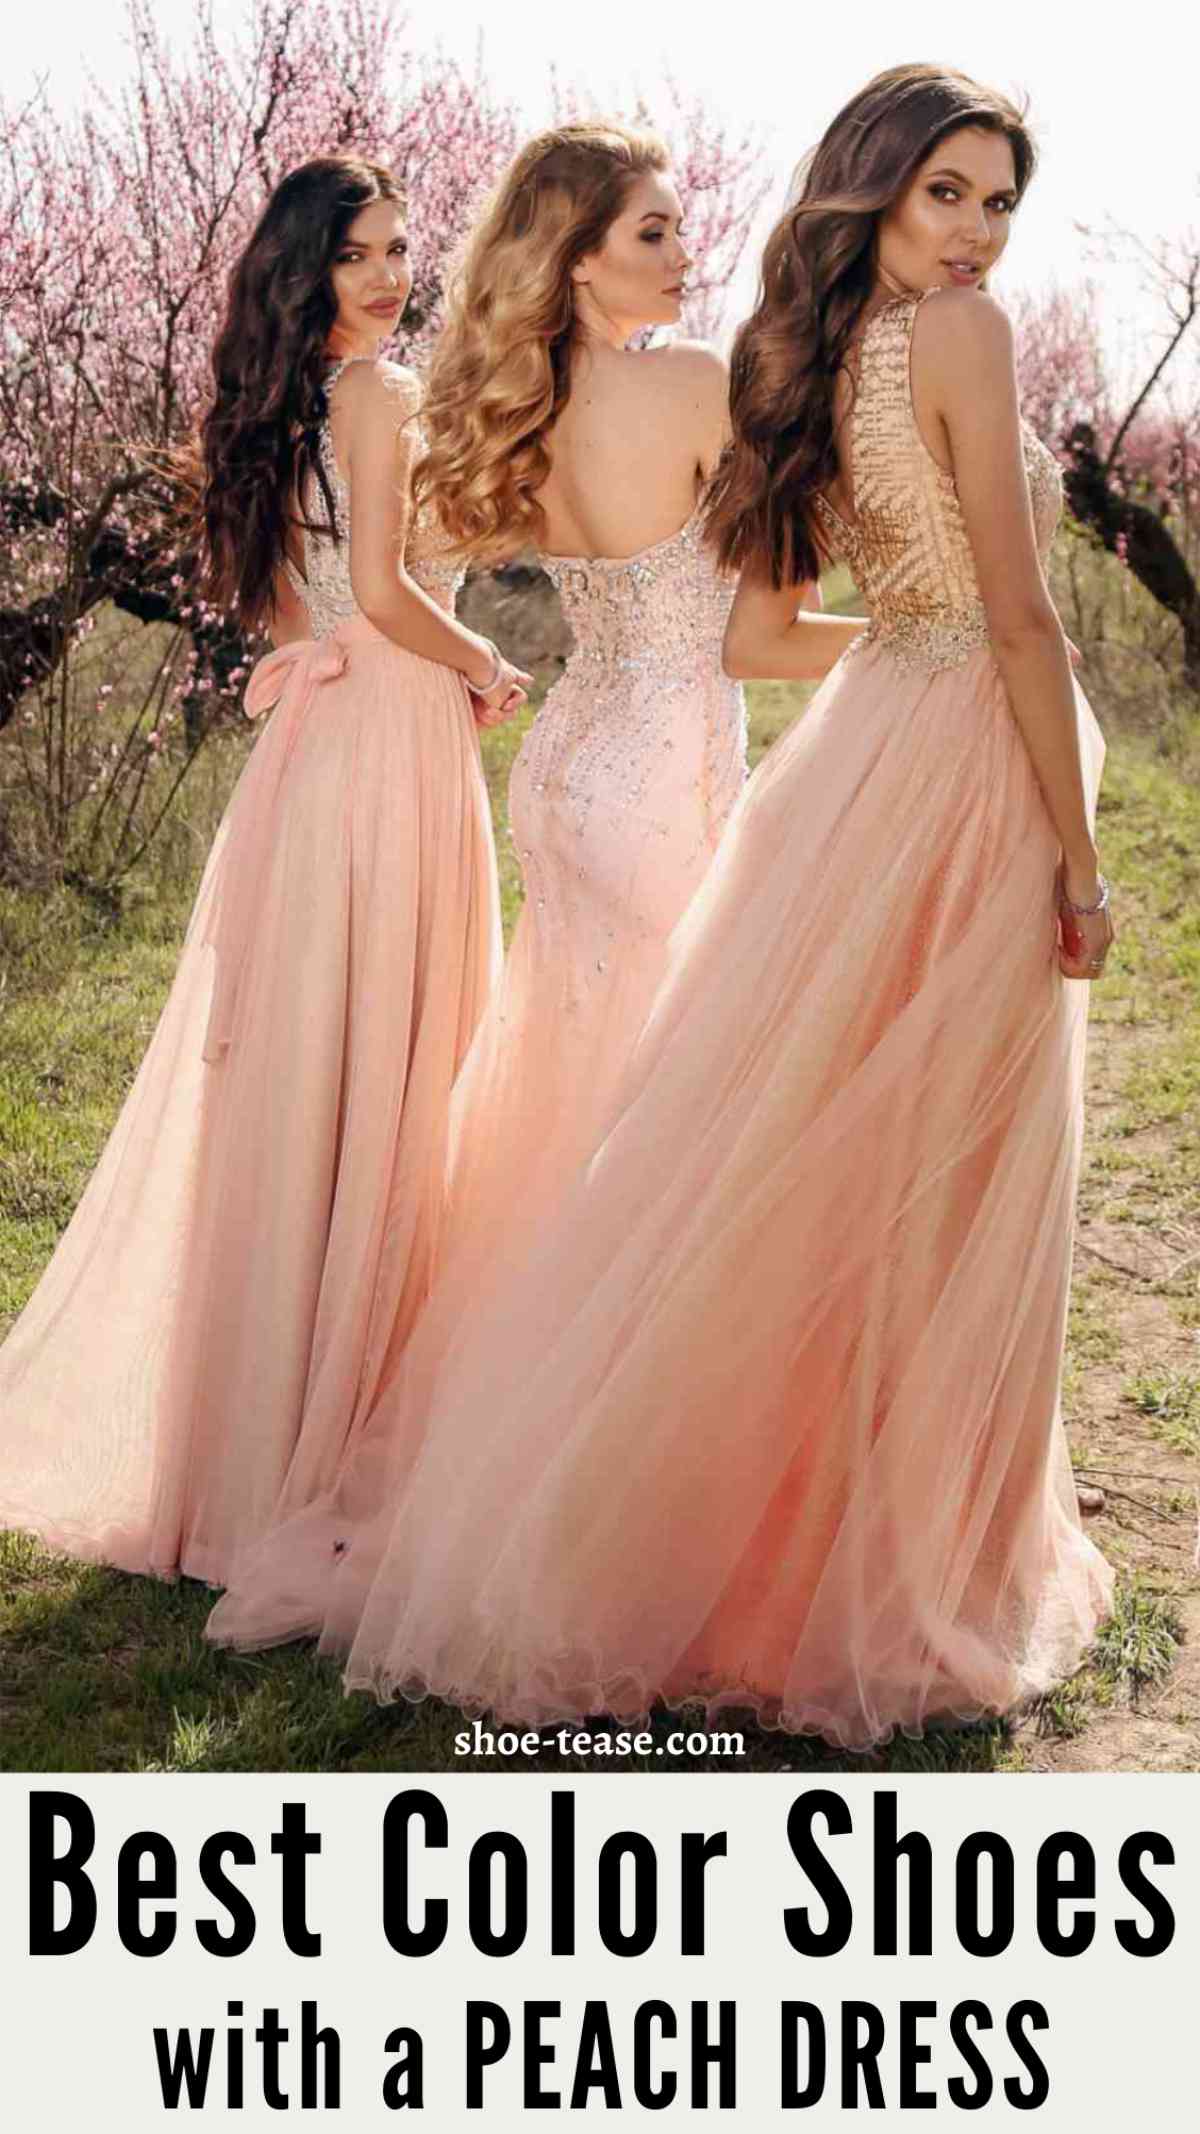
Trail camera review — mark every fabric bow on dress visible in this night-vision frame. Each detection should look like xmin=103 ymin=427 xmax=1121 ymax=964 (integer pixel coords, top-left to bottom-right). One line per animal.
xmin=242 ymin=634 xmax=350 ymax=720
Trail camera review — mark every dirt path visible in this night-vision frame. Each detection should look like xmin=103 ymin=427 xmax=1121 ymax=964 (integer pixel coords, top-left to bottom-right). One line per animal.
xmin=1020 ymin=967 xmax=1200 ymax=1772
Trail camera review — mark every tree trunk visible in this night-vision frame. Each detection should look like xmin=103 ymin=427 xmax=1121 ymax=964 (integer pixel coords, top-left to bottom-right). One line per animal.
xmin=0 ymin=487 xmax=249 ymax=738
xmin=1063 ymin=424 xmax=1200 ymax=687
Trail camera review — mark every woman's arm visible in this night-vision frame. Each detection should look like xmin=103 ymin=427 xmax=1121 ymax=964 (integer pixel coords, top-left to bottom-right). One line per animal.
xmin=668 ymin=342 xmax=866 ymax=682
xmin=918 ymin=290 xmax=1112 ymax=972
xmin=673 ymin=340 xmax=733 ymax=485
xmin=265 ymin=561 xmax=311 ymax=647
xmin=339 ymin=362 xmax=529 ymax=705
xmin=722 ymin=571 xmax=867 ymax=681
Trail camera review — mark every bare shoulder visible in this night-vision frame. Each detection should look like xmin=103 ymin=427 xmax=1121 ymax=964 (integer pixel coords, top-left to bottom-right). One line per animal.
xmin=651 ymin=336 xmax=728 ymax=373
xmin=334 ymin=357 xmax=421 ymax=424
xmin=644 ymin=337 xmax=728 ymax=385
xmin=638 ymin=338 xmax=728 ymax=425
xmin=911 ymin=288 xmax=1014 ymax=380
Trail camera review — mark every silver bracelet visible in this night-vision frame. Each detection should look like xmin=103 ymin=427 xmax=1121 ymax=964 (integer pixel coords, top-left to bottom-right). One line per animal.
xmin=473 ymin=637 xmax=503 ymax=694
xmin=1061 ymin=873 xmax=1110 ymax=917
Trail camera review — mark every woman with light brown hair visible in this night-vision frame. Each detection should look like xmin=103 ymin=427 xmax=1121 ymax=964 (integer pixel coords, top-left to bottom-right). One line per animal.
xmin=403 ymin=119 xmax=760 ymax=1227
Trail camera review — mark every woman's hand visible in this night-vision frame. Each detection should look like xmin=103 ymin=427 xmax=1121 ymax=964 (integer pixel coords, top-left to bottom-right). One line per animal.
xmin=1057 ymin=865 xmax=1115 ymax=982
xmin=471 ymin=654 xmax=532 ymax=728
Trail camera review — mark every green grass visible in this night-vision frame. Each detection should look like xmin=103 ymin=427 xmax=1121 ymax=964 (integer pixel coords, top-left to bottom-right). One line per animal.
xmin=0 ymin=893 xmax=192 ymax=1319
xmin=1030 ymin=1583 xmax=1185 ymax=1742
xmin=1125 ymin=1369 xmax=1200 ymax=1458
xmin=0 ymin=1516 xmax=1030 ymax=1775
xmin=1034 ymin=1673 xmax=1092 ymax=1741
xmin=1089 ymin=1580 xmax=1185 ymax=1703
xmin=1 ymin=639 xmax=1197 ymax=1772
xmin=1082 ymin=740 xmax=1200 ymax=1138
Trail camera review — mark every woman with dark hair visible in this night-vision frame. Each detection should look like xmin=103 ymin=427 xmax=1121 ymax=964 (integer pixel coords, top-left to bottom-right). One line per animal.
xmin=215 ymin=74 xmax=1116 ymax=1748
xmin=210 ymin=121 xmax=857 ymax=1653
xmin=0 ymin=158 xmax=527 ymax=1587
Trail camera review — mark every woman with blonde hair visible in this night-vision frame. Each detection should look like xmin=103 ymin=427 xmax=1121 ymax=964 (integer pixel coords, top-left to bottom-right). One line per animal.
xmin=209 ymin=120 xmax=859 ymax=1646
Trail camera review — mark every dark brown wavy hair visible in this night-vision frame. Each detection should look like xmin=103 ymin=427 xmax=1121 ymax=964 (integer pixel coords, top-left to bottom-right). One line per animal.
xmin=414 ymin=123 xmax=669 ymax=563
xmin=199 ymin=157 xmax=404 ymax=623
xmin=704 ymin=64 xmax=1035 ymax=587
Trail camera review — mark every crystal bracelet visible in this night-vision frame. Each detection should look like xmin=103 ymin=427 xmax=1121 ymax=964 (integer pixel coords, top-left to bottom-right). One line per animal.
xmin=472 ymin=637 xmax=504 ymax=694
xmin=1061 ymin=873 xmax=1110 ymax=917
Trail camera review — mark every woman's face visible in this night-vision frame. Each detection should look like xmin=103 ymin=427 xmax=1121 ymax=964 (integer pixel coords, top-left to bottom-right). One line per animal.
xmin=328 ymin=198 xmax=412 ymax=354
xmin=876 ymin=125 xmax=1018 ymax=294
xmin=571 ymin=170 xmax=692 ymax=339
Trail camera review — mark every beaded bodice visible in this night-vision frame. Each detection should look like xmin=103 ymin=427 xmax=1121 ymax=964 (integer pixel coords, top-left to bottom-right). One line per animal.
xmin=813 ymin=293 xmax=1062 ymax=672
xmin=540 ymin=503 xmax=736 ymax=699
xmin=528 ymin=503 xmax=747 ymax=852
xmin=283 ymin=359 xmax=463 ymax=636
xmin=505 ymin=501 xmax=747 ymax=1019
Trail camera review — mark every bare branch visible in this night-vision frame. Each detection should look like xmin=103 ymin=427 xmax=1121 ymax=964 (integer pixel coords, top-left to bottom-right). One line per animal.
xmin=1106 ymin=256 xmax=1199 ymax=476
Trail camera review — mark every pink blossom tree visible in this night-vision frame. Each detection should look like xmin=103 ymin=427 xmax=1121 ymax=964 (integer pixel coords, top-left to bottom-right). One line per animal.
xmin=1 ymin=0 xmax=766 ymax=887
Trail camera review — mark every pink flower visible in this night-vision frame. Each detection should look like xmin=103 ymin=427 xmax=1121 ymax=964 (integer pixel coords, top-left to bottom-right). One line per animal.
xmin=1 ymin=0 xmax=766 ymax=884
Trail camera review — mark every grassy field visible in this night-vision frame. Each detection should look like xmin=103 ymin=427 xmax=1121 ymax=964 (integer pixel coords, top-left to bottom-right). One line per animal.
xmin=1 ymin=646 xmax=1197 ymax=1774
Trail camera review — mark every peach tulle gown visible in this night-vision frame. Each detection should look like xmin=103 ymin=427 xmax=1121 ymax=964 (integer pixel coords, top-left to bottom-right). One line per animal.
xmin=211 ymin=294 xmax=1114 ymax=1746
xmin=206 ymin=499 xmax=747 ymax=1639
xmin=0 ymin=360 xmax=501 ymax=1586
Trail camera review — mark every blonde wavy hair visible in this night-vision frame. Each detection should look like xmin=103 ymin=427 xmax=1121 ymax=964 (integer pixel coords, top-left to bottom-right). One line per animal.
xmin=414 ymin=122 xmax=670 ymax=562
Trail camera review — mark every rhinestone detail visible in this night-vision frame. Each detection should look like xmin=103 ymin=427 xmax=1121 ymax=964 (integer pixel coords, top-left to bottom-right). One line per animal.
xmin=505 ymin=502 xmax=748 ymax=1019
xmin=283 ymin=358 xmax=463 ymax=636
xmin=814 ymin=295 xmax=1063 ymax=675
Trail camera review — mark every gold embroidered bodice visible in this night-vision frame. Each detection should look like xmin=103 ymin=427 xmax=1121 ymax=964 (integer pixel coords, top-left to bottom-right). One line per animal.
xmin=284 ymin=359 xmax=462 ymax=635
xmin=812 ymin=292 xmax=1062 ymax=672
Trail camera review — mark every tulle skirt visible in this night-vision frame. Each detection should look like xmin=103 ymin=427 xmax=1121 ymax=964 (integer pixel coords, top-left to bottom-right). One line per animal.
xmin=208 ymin=650 xmax=746 ymax=1644
xmin=0 ymin=618 xmax=500 ymax=1586
xmin=211 ymin=638 xmax=1114 ymax=1746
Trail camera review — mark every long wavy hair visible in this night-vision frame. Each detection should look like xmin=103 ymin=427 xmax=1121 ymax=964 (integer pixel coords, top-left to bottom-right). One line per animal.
xmin=199 ymin=157 xmax=405 ymax=622
xmin=704 ymin=65 xmax=1035 ymax=587
xmin=414 ymin=123 xmax=670 ymax=562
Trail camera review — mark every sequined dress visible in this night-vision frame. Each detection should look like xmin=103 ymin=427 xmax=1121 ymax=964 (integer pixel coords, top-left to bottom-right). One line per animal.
xmin=442 ymin=499 xmax=747 ymax=1268
xmin=0 ymin=358 xmax=501 ymax=1587
xmin=210 ymin=290 xmax=1114 ymax=1739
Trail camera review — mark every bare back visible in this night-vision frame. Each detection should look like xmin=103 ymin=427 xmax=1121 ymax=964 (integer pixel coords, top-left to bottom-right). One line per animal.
xmin=535 ymin=338 xmax=728 ymax=561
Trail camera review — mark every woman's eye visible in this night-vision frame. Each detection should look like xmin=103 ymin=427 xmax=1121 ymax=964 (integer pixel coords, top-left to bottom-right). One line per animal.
xmin=641 ymin=231 xmax=665 ymax=243
xmin=987 ymin=197 xmax=1014 ymax=215
xmin=931 ymin=185 xmax=959 ymax=204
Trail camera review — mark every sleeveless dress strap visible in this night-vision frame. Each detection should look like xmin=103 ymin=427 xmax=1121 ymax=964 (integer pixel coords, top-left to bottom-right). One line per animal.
xmin=322 ymin=353 xmax=376 ymax=394
xmin=849 ymin=295 xmax=930 ymax=516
